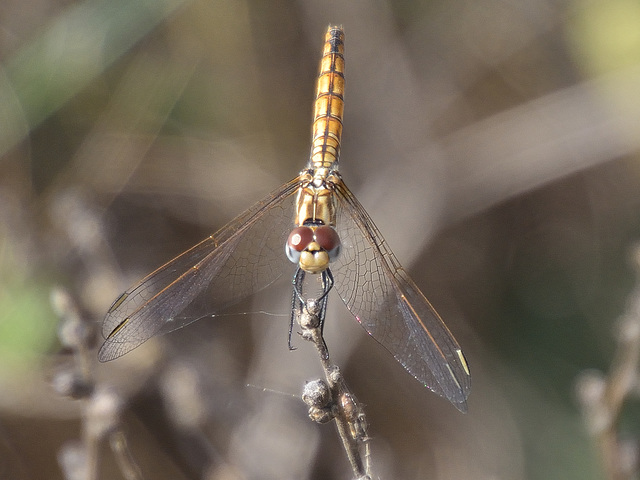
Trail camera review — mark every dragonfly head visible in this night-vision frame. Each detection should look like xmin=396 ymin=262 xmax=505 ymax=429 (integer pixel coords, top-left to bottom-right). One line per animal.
xmin=286 ymin=224 xmax=341 ymax=273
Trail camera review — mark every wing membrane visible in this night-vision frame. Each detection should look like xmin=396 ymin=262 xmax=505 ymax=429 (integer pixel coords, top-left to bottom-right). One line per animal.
xmin=99 ymin=176 xmax=301 ymax=362
xmin=331 ymin=179 xmax=471 ymax=411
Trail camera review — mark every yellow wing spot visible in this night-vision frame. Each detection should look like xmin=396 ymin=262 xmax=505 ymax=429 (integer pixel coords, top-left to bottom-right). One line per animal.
xmin=107 ymin=317 xmax=130 ymax=339
xmin=107 ymin=292 xmax=129 ymax=314
xmin=457 ymin=348 xmax=470 ymax=376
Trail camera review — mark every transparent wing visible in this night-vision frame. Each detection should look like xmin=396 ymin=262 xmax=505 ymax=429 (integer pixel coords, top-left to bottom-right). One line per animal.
xmin=331 ymin=179 xmax=471 ymax=411
xmin=98 ymin=176 xmax=301 ymax=362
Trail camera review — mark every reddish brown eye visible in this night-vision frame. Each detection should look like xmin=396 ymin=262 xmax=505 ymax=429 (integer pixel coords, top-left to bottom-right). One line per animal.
xmin=314 ymin=225 xmax=341 ymax=261
xmin=286 ymin=226 xmax=315 ymax=264
xmin=314 ymin=225 xmax=340 ymax=250
xmin=288 ymin=226 xmax=314 ymax=252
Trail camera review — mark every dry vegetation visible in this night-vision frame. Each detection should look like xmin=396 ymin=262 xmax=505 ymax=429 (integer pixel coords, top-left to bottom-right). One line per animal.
xmin=1 ymin=0 xmax=640 ymax=479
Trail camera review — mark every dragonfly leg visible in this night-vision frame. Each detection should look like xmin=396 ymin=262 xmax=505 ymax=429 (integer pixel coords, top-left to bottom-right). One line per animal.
xmin=317 ymin=268 xmax=334 ymax=335
xmin=289 ymin=267 xmax=306 ymax=350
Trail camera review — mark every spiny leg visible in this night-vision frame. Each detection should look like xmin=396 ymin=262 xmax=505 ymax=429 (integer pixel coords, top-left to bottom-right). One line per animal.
xmin=289 ymin=267 xmax=306 ymax=350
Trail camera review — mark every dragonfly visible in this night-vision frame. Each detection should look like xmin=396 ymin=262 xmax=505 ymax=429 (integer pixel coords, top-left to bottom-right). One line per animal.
xmin=99 ymin=25 xmax=471 ymax=412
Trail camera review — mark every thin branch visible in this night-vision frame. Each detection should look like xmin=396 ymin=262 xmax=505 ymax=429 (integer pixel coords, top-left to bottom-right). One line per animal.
xmin=298 ymin=298 xmax=372 ymax=479
xmin=52 ymin=287 xmax=145 ymax=480
xmin=576 ymin=245 xmax=640 ymax=480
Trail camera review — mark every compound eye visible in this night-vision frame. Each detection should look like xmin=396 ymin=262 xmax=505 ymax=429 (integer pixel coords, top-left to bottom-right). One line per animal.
xmin=314 ymin=225 xmax=341 ymax=261
xmin=285 ymin=226 xmax=314 ymax=263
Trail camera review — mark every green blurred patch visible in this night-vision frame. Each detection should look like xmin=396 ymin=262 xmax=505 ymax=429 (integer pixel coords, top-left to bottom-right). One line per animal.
xmin=0 ymin=282 xmax=57 ymax=376
xmin=567 ymin=0 xmax=640 ymax=76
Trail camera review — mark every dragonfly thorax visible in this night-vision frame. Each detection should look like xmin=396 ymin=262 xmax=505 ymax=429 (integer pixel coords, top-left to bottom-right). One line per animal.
xmin=294 ymin=180 xmax=336 ymax=228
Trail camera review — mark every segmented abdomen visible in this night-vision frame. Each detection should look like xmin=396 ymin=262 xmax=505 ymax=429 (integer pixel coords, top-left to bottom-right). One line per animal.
xmin=309 ymin=26 xmax=345 ymax=170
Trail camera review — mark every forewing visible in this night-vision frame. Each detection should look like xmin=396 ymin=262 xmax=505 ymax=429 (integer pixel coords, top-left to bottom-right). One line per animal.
xmin=331 ymin=179 xmax=471 ymax=410
xmin=99 ymin=177 xmax=300 ymax=362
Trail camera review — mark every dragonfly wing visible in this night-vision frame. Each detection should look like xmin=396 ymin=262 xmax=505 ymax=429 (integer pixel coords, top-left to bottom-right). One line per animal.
xmin=99 ymin=176 xmax=301 ymax=362
xmin=331 ymin=179 xmax=471 ymax=410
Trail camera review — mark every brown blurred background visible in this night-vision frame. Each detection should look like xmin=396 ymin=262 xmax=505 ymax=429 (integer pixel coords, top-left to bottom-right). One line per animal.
xmin=1 ymin=0 xmax=640 ymax=478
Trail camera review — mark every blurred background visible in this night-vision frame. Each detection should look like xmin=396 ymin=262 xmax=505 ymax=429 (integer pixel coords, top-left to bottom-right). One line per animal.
xmin=1 ymin=0 xmax=640 ymax=478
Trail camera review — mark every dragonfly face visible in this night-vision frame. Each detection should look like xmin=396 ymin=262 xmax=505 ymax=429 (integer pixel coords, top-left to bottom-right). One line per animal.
xmin=285 ymin=224 xmax=341 ymax=274
xmin=99 ymin=25 xmax=471 ymax=412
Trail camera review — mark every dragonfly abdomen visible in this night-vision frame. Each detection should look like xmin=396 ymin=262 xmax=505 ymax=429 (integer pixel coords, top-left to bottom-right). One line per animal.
xmin=309 ymin=26 xmax=345 ymax=171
